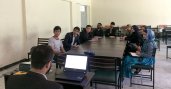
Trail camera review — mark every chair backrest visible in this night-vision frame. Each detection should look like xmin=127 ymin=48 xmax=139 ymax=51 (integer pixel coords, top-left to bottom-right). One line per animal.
xmin=152 ymin=48 xmax=157 ymax=58
xmin=56 ymin=54 xmax=66 ymax=67
xmin=4 ymin=74 xmax=10 ymax=89
xmin=88 ymin=56 xmax=120 ymax=71
xmin=37 ymin=38 xmax=49 ymax=45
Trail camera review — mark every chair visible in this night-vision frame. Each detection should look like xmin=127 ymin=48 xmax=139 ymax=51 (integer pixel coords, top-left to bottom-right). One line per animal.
xmin=164 ymin=27 xmax=171 ymax=45
xmin=89 ymin=56 xmax=122 ymax=89
xmin=154 ymin=39 xmax=160 ymax=51
xmin=55 ymin=54 xmax=66 ymax=69
xmin=37 ymin=38 xmax=49 ymax=45
xmin=4 ymin=71 xmax=28 ymax=89
xmin=166 ymin=45 xmax=171 ymax=59
xmin=28 ymin=38 xmax=49 ymax=60
xmin=130 ymin=48 xmax=156 ymax=89
xmin=4 ymin=74 xmax=10 ymax=89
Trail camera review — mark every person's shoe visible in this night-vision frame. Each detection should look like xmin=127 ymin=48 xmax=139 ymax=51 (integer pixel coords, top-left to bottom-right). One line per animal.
xmin=134 ymin=69 xmax=141 ymax=74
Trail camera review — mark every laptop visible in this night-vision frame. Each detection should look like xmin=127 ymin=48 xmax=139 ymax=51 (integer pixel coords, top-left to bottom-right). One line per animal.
xmin=55 ymin=54 xmax=88 ymax=82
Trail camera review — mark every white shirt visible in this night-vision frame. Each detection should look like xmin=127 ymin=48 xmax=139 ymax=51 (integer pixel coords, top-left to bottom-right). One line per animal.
xmin=41 ymin=73 xmax=47 ymax=80
xmin=71 ymin=36 xmax=75 ymax=45
xmin=48 ymin=37 xmax=63 ymax=53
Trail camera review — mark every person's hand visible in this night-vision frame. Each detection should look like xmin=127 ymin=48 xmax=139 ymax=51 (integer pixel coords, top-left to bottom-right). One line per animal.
xmin=120 ymin=36 xmax=125 ymax=40
xmin=137 ymin=46 xmax=141 ymax=51
xmin=90 ymin=37 xmax=98 ymax=42
xmin=136 ymin=51 xmax=141 ymax=56
xmin=109 ymin=36 xmax=116 ymax=38
xmin=58 ymin=52 xmax=65 ymax=56
xmin=72 ymin=45 xmax=79 ymax=48
xmin=94 ymin=36 xmax=103 ymax=39
xmin=123 ymin=36 xmax=127 ymax=38
xmin=123 ymin=36 xmax=127 ymax=40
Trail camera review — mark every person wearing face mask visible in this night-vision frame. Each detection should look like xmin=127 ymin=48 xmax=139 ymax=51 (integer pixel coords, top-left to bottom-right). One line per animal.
xmin=63 ymin=26 xmax=80 ymax=51
xmin=123 ymin=29 xmax=157 ymax=78
xmin=6 ymin=45 xmax=63 ymax=89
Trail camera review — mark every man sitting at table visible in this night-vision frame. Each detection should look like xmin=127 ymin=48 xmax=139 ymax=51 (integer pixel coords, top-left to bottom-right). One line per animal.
xmin=105 ymin=22 xmax=117 ymax=38
xmin=48 ymin=26 xmax=65 ymax=62
xmin=93 ymin=23 xmax=104 ymax=38
xmin=63 ymin=26 xmax=80 ymax=51
xmin=6 ymin=45 xmax=63 ymax=89
xmin=80 ymin=25 xmax=93 ymax=44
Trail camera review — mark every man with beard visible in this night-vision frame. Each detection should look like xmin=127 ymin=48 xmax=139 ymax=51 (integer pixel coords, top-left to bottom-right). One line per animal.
xmin=93 ymin=23 xmax=104 ymax=37
xmin=6 ymin=45 xmax=63 ymax=89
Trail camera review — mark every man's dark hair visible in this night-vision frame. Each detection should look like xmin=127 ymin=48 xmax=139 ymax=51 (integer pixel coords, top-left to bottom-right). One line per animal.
xmin=86 ymin=25 xmax=92 ymax=28
xmin=73 ymin=26 xmax=80 ymax=32
xmin=141 ymin=25 xmax=147 ymax=30
xmin=53 ymin=26 xmax=61 ymax=32
xmin=97 ymin=23 xmax=102 ymax=25
xmin=31 ymin=45 xmax=54 ymax=69
xmin=111 ymin=22 xmax=115 ymax=25
xmin=132 ymin=25 xmax=139 ymax=33
xmin=144 ymin=29 xmax=148 ymax=33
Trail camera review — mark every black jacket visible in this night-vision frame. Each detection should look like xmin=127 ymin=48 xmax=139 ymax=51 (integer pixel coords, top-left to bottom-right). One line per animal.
xmin=63 ymin=32 xmax=80 ymax=51
xmin=93 ymin=28 xmax=104 ymax=37
xmin=79 ymin=30 xmax=93 ymax=44
xmin=105 ymin=27 xmax=118 ymax=37
xmin=125 ymin=32 xmax=144 ymax=46
xmin=6 ymin=71 xmax=63 ymax=89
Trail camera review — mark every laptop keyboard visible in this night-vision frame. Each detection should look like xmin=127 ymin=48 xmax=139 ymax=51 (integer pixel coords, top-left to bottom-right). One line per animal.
xmin=55 ymin=71 xmax=86 ymax=82
xmin=64 ymin=71 xmax=85 ymax=77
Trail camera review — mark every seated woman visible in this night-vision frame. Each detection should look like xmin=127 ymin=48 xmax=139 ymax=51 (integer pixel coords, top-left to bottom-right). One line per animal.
xmin=124 ymin=25 xmax=143 ymax=56
xmin=125 ymin=25 xmax=143 ymax=46
xmin=123 ymin=29 xmax=157 ymax=78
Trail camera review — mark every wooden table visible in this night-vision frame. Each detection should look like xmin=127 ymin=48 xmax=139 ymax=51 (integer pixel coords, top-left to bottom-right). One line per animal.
xmin=67 ymin=37 xmax=127 ymax=58
xmin=61 ymin=37 xmax=126 ymax=89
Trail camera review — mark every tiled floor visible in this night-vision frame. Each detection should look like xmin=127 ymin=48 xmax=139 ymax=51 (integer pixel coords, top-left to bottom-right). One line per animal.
xmin=0 ymin=41 xmax=171 ymax=89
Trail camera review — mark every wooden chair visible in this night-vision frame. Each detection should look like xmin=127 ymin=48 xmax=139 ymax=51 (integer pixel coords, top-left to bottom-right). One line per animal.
xmin=130 ymin=48 xmax=156 ymax=89
xmin=4 ymin=74 xmax=10 ymax=89
xmin=55 ymin=54 xmax=66 ymax=69
xmin=37 ymin=38 xmax=49 ymax=45
xmin=166 ymin=45 xmax=171 ymax=59
xmin=89 ymin=56 xmax=122 ymax=89
xmin=154 ymin=39 xmax=160 ymax=51
xmin=28 ymin=38 xmax=49 ymax=60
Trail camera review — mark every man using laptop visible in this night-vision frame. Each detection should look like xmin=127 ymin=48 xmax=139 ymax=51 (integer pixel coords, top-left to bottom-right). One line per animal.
xmin=6 ymin=45 xmax=63 ymax=89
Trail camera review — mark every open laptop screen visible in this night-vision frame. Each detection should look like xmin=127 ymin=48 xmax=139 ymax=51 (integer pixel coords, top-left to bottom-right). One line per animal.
xmin=65 ymin=55 xmax=88 ymax=70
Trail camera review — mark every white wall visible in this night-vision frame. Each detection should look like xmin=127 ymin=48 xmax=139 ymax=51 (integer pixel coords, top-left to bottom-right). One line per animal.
xmin=0 ymin=0 xmax=90 ymax=68
xmin=0 ymin=0 xmax=26 ymax=68
xmin=91 ymin=0 xmax=171 ymax=27
xmin=71 ymin=0 xmax=91 ymax=5
xmin=25 ymin=0 xmax=71 ymax=51
xmin=71 ymin=3 xmax=81 ymax=29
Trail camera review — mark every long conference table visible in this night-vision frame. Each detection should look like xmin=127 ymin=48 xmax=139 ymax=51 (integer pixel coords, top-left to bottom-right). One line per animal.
xmin=67 ymin=37 xmax=127 ymax=59
xmin=46 ymin=37 xmax=127 ymax=89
